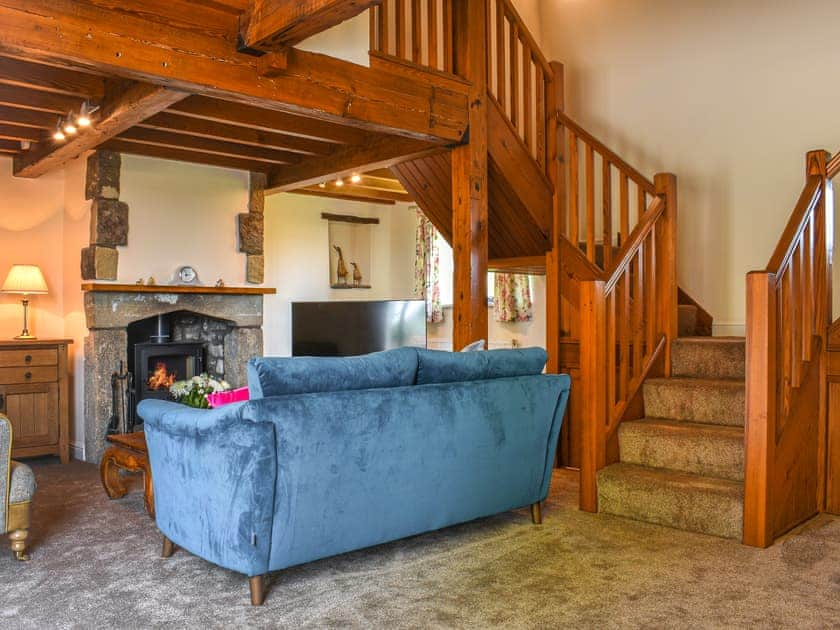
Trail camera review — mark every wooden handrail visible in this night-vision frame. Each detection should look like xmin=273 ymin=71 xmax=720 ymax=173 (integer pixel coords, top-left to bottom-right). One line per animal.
xmin=827 ymin=153 xmax=840 ymax=179
xmin=494 ymin=0 xmax=552 ymax=77
xmin=605 ymin=197 xmax=664 ymax=293
xmin=766 ymin=176 xmax=821 ymax=274
xmin=557 ymin=111 xmax=655 ymax=194
xmin=744 ymin=149 xmax=833 ymax=548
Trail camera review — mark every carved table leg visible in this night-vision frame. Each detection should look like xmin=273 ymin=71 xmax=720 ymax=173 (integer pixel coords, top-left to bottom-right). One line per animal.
xmin=161 ymin=536 xmax=176 ymax=558
xmin=9 ymin=529 xmax=29 ymax=561
xmin=143 ymin=467 xmax=155 ymax=518
xmin=100 ymin=448 xmax=128 ymax=500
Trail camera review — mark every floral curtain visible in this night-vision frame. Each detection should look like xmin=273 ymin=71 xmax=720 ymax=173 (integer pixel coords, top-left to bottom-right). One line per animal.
xmin=493 ymin=273 xmax=533 ymax=322
xmin=414 ymin=208 xmax=444 ymax=323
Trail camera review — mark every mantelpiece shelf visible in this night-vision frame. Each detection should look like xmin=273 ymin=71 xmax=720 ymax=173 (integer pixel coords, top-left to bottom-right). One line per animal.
xmin=81 ymin=284 xmax=277 ymax=295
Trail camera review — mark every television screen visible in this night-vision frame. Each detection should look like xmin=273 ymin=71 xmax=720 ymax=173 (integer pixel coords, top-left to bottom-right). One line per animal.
xmin=291 ymin=300 xmax=427 ymax=357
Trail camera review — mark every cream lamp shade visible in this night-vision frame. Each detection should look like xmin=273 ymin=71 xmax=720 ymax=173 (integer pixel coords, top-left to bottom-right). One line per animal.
xmin=2 ymin=265 xmax=48 ymax=340
xmin=1 ymin=265 xmax=49 ymax=295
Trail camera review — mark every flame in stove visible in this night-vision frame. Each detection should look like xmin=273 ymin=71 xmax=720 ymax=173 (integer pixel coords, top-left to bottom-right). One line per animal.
xmin=147 ymin=362 xmax=177 ymax=391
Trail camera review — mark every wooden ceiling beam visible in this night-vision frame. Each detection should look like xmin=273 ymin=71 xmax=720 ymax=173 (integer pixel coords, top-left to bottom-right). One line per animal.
xmin=240 ymin=0 xmax=382 ymax=51
xmin=0 ymin=105 xmax=56 ymax=129
xmin=167 ymin=96 xmax=365 ymax=145
xmin=139 ymin=111 xmax=334 ymax=156
xmin=0 ymin=0 xmax=467 ymax=143
xmin=0 ymin=56 xmax=105 ymax=98
xmin=0 ymin=138 xmax=20 ymax=152
xmin=116 ymin=127 xmax=300 ymax=165
xmin=268 ymin=135 xmax=446 ymax=192
xmin=0 ymin=123 xmax=41 ymax=142
xmin=0 ymin=84 xmax=83 ymax=114
xmin=13 ymin=81 xmax=188 ymax=178
xmin=290 ymin=188 xmax=396 ymax=205
xmin=301 ymin=181 xmax=411 ymax=203
xmin=101 ymin=139 xmax=273 ymax=173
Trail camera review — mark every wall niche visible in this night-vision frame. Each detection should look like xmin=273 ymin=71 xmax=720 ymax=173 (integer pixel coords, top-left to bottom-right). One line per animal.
xmin=323 ymin=212 xmax=378 ymax=289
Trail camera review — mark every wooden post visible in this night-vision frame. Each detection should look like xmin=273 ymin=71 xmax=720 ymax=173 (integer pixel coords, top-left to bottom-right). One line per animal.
xmin=451 ymin=0 xmax=489 ymax=351
xmin=654 ymin=173 xmax=678 ymax=376
xmin=743 ymin=271 xmax=777 ymax=547
xmin=579 ymin=280 xmax=606 ymax=512
xmin=545 ymin=61 xmax=565 ymax=374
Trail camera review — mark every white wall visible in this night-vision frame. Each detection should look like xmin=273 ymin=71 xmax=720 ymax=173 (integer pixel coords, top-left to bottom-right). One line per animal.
xmin=118 ymin=156 xmax=249 ymax=286
xmin=538 ymin=0 xmax=840 ymax=334
xmin=263 ymin=194 xmax=417 ymax=356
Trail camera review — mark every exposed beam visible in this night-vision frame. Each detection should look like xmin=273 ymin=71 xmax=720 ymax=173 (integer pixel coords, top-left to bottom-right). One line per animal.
xmin=139 ymin=111 xmax=334 ymax=156
xmin=290 ymin=186 xmax=402 ymax=206
xmin=168 ymin=96 xmax=367 ymax=145
xmin=0 ymin=0 xmax=467 ymax=143
xmin=240 ymin=0 xmax=381 ymax=51
xmin=0 ymin=138 xmax=20 ymax=152
xmin=0 ymin=123 xmax=41 ymax=142
xmin=267 ymin=135 xmax=446 ymax=192
xmin=101 ymin=139 xmax=273 ymax=173
xmin=299 ymin=180 xmax=411 ymax=203
xmin=0 ymin=104 xmax=56 ymax=128
xmin=14 ymin=81 xmax=187 ymax=178
xmin=0 ymin=56 xmax=105 ymax=98
xmin=116 ymin=127 xmax=299 ymax=165
xmin=0 ymin=83 xmax=83 ymax=114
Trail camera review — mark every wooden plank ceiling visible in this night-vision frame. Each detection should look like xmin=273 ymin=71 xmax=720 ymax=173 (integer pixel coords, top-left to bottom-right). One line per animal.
xmin=0 ymin=0 xmax=463 ymax=193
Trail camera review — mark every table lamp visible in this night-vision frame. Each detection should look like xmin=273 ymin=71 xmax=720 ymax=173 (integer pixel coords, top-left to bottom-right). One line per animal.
xmin=2 ymin=265 xmax=48 ymax=340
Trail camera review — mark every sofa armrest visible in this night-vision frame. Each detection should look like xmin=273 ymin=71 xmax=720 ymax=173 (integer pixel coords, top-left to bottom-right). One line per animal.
xmin=138 ymin=399 xmax=277 ymax=577
xmin=0 ymin=414 xmax=10 ymax=531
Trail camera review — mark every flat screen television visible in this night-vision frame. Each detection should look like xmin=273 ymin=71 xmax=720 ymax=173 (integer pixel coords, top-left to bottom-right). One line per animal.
xmin=292 ymin=300 xmax=427 ymax=357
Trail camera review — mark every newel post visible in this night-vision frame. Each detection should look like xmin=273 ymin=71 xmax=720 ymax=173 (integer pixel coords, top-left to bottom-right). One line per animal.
xmin=654 ymin=173 xmax=678 ymax=376
xmin=579 ymin=280 xmax=607 ymax=512
xmin=545 ymin=61 xmax=565 ymax=374
xmin=743 ymin=271 xmax=777 ymax=547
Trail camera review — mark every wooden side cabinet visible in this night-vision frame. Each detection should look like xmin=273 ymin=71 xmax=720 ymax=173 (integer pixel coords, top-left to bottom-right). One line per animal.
xmin=0 ymin=339 xmax=72 ymax=464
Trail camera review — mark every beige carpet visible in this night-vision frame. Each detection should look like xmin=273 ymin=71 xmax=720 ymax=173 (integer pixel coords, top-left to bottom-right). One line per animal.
xmin=2 ymin=460 xmax=840 ymax=628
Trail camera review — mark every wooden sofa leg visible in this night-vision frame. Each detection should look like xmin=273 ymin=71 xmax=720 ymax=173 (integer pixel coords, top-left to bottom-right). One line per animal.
xmin=9 ymin=529 xmax=29 ymax=561
xmin=531 ymin=502 xmax=542 ymax=525
xmin=161 ymin=536 xmax=176 ymax=558
xmin=249 ymin=575 xmax=265 ymax=606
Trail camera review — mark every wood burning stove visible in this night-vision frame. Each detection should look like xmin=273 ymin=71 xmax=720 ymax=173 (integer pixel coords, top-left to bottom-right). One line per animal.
xmin=134 ymin=342 xmax=205 ymax=403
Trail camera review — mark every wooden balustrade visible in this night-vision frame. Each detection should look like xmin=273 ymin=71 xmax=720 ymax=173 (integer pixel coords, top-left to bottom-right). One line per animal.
xmin=744 ymin=150 xmax=833 ymax=547
xmin=556 ymin=112 xmax=657 ymax=269
xmin=485 ymin=0 xmax=553 ymax=170
xmin=370 ymin=0 xmax=454 ymax=73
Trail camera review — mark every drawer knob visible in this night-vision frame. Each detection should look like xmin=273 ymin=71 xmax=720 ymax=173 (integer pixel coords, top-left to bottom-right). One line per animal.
xmin=24 ymin=355 xmax=32 ymax=364
xmin=24 ymin=371 xmax=32 ymax=380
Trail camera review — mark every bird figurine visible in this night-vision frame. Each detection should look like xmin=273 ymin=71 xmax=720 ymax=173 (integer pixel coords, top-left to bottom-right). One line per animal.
xmin=333 ymin=245 xmax=349 ymax=286
xmin=350 ymin=262 xmax=363 ymax=287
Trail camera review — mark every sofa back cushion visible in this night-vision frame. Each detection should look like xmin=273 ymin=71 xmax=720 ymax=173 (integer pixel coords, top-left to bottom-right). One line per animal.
xmin=248 ymin=347 xmax=419 ymax=399
xmin=416 ymin=347 xmax=547 ymax=385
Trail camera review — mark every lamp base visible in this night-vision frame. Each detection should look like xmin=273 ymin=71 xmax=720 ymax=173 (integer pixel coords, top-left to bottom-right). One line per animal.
xmin=14 ymin=333 xmax=37 ymax=340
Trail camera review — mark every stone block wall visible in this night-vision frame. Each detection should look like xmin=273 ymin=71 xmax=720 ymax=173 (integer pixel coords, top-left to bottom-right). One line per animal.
xmin=239 ymin=172 xmax=266 ymax=283
xmin=82 ymin=151 xmax=128 ymax=281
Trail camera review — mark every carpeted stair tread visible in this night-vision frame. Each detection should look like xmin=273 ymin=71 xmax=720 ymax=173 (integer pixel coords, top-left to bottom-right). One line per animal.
xmin=672 ymin=337 xmax=746 ymax=380
xmin=618 ymin=418 xmax=744 ymax=481
xmin=597 ymin=463 xmax=744 ymax=539
xmin=643 ymin=377 xmax=745 ymax=427
xmin=678 ymin=304 xmax=698 ymax=337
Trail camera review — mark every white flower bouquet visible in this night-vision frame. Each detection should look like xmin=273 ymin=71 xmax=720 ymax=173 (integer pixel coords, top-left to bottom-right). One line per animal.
xmin=169 ymin=373 xmax=231 ymax=409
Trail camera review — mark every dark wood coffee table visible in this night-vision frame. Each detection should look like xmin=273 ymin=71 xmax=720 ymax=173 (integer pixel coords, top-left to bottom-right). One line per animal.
xmin=100 ymin=431 xmax=155 ymax=518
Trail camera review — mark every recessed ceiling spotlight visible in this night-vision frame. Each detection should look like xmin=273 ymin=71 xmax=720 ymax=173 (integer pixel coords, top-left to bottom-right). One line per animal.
xmin=335 ymin=178 xmax=344 ymax=187
xmin=350 ymin=173 xmax=361 ymax=184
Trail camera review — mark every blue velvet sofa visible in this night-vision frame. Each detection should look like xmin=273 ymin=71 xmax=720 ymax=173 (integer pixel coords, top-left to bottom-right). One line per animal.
xmin=138 ymin=347 xmax=570 ymax=605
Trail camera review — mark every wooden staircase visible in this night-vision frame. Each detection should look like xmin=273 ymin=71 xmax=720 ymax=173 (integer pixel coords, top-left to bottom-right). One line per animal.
xmin=369 ymin=0 xmax=837 ymax=547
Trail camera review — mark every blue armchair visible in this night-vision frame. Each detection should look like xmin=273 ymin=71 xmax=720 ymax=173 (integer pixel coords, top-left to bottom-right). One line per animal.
xmin=1 ymin=413 xmax=36 ymax=560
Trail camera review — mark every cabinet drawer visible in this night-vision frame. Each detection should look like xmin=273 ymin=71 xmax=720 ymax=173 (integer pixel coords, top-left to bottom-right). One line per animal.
xmin=0 ymin=366 xmax=58 ymax=385
xmin=0 ymin=348 xmax=58 ymax=368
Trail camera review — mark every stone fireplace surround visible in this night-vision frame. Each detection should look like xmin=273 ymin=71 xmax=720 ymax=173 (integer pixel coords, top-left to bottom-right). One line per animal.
xmin=83 ymin=285 xmax=270 ymax=463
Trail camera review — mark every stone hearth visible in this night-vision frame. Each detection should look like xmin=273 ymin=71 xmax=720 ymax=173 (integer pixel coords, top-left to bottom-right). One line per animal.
xmin=83 ymin=286 xmax=268 ymax=462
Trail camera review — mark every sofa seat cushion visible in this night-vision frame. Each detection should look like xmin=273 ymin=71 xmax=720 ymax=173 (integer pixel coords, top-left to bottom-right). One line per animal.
xmin=248 ymin=347 xmax=419 ymax=399
xmin=9 ymin=460 xmax=35 ymax=504
xmin=416 ymin=347 xmax=548 ymax=385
